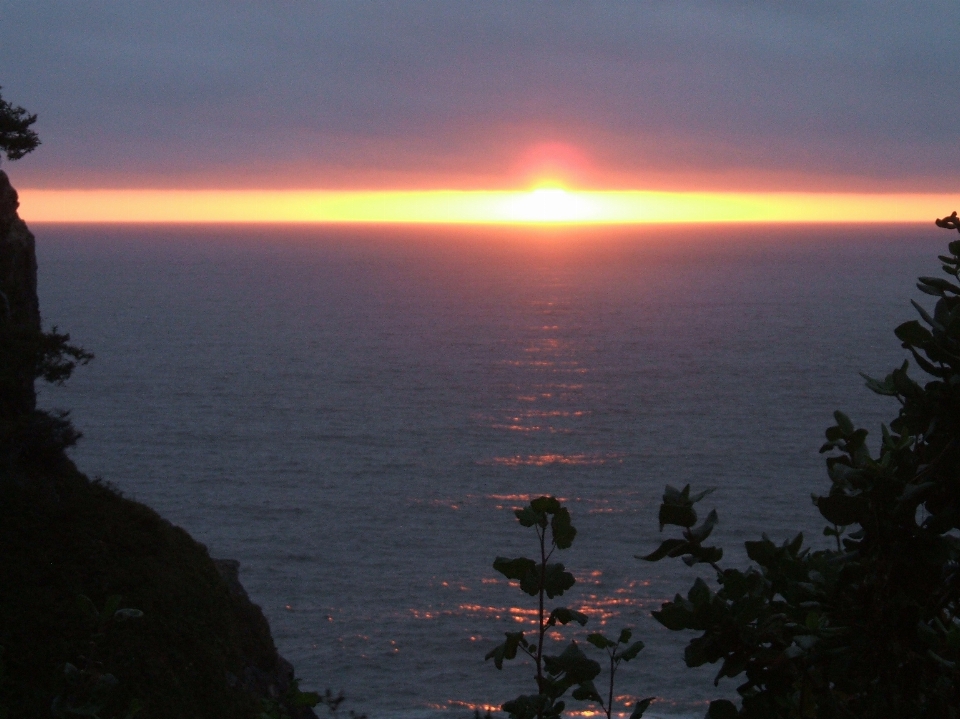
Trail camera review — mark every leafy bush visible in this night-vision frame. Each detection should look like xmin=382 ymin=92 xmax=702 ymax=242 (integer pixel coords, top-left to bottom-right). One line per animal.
xmin=642 ymin=215 xmax=960 ymax=718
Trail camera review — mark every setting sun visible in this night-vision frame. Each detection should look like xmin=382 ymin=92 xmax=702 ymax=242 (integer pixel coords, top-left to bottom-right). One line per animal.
xmin=501 ymin=188 xmax=598 ymax=223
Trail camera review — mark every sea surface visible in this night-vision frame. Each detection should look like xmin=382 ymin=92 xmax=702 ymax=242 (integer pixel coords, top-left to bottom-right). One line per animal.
xmin=36 ymin=222 xmax=946 ymax=718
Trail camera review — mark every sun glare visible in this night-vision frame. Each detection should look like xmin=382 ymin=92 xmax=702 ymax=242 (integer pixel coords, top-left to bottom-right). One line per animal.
xmin=17 ymin=188 xmax=959 ymax=224
xmin=503 ymin=188 xmax=598 ymax=223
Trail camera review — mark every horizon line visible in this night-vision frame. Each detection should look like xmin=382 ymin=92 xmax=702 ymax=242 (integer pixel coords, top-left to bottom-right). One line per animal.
xmin=17 ymin=188 xmax=960 ymax=224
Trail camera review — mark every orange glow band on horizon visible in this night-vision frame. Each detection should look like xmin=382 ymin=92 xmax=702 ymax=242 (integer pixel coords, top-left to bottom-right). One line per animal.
xmin=16 ymin=188 xmax=960 ymax=224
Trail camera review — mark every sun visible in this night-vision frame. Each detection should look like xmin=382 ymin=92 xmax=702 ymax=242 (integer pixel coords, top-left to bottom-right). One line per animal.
xmin=501 ymin=187 xmax=599 ymax=223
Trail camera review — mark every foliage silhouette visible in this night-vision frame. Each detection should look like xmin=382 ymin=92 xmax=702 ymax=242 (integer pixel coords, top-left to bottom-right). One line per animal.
xmin=0 ymin=321 xmax=93 ymax=472
xmin=584 ymin=629 xmax=653 ymax=719
xmin=486 ymin=496 xmax=651 ymax=719
xmin=642 ymin=215 xmax=960 ymax=718
xmin=0 ymin=87 xmax=39 ymax=162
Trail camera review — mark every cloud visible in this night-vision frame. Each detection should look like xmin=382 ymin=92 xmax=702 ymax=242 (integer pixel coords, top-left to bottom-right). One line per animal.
xmin=2 ymin=1 xmax=958 ymax=189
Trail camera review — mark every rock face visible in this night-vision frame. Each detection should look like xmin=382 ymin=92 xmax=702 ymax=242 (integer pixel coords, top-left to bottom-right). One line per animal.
xmin=0 ymin=170 xmax=39 ymax=329
xmin=214 ymin=559 xmax=315 ymax=714
xmin=0 ymin=470 xmax=321 ymax=718
xmin=0 ymin=170 xmax=41 ymax=418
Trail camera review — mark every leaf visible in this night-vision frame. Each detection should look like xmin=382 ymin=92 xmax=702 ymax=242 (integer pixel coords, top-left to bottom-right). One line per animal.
xmin=896 ymin=481 xmax=935 ymax=512
xmin=493 ymin=557 xmax=539 ymax=595
xmin=715 ymin=654 xmax=748 ymax=683
xmin=895 ymin=320 xmax=933 ymax=347
xmin=652 ymin=598 xmax=695 ymax=631
xmin=919 ymin=276 xmax=960 ymax=295
xmin=706 ymin=699 xmax=739 ymax=719
xmin=686 ymin=509 xmax=719 ymax=543
xmin=860 ymin=371 xmax=898 ymax=396
xmin=659 ymin=504 xmax=697 ymax=529
xmin=549 ymin=607 xmax=588 ymax=626
xmin=684 ymin=635 xmax=715 ymax=667
xmin=617 ymin=628 xmax=632 ymax=644
xmin=630 ymin=698 xmax=654 ymax=719
xmin=912 ymin=299 xmax=944 ymax=331
xmin=485 ymin=631 xmax=527 ymax=669
xmin=483 ymin=645 xmax=505 ymax=669
xmin=514 ymin=507 xmax=544 ymax=527
xmin=639 ymin=538 xmax=689 ymax=562
xmin=543 ymin=563 xmax=576 ymax=598
xmin=815 ymin=494 xmax=865 ymax=526
xmin=571 ymin=680 xmax=602 ymax=702
xmin=543 ymin=641 xmax=601 ymax=685
xmin=551 ymin=507 xmax=577 ymax=549
xmin=834 ymin=411 xmax=854 ymax=435
xmin=619 ymin=640 xmax=645 ymax=661
xmin=745 ymin=537 xmax=776 ymax=565
xmin=917 ymin=283 xmax=943 ymax=297
xmin=690 ymin=487 xmax=717 ymax=504
xmin=587 ymin=633 xmax=615 ymax=649
xmin=483 ymin=644 xmax=505 ymax=669
xmin=531 ymin=496 xmax=561 ymax=514
xmin=688 ymin=577 xmax=711 ymax=605
xmin=114 ymin=608 xmax=144 ymax=621
xmin=662 ymin=484 xmax=686 ymax=503
xmin=503 ymin=694 xmax=552 ymax=719
xmin=683 ymin=544 xmax=723 ymax=566
xmin=824 ymin=425 xmax=844 ymax=442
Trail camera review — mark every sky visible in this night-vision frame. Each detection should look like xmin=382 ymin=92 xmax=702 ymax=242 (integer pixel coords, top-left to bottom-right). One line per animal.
xmin=1 ymin=2 xmax=959 ymax=217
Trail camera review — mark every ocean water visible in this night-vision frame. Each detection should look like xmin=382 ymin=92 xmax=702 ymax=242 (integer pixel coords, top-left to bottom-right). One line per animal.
xmin=36 ymin=222 xmax=945 ymax=718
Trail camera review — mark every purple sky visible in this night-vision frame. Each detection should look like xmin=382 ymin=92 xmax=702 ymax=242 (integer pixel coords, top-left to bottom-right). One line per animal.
xmin=2 ymin=2 xmax=958 ymax=191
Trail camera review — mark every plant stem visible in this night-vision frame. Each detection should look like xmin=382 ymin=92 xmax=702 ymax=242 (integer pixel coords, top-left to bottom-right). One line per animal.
xmin=537 ymin=527 xmax=545 ymax=678
xmin=606 ymin=651 xmax=615 ymax=719
xmin=537 ymin=526 xmax=546 ymax=719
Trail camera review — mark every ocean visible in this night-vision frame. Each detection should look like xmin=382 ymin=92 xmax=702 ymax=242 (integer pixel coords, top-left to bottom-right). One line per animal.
xmin=36 ymin=222 xmax=944 ymax=718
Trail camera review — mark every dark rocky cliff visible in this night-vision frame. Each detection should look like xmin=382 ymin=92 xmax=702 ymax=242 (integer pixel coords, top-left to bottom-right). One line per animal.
xmin=0 ymin=171 xmax=39 ymax=330
xmin=0 ymin=172 xmax=317 ymax=718
xmin=0 ymin=170 xmax=41 ymax=419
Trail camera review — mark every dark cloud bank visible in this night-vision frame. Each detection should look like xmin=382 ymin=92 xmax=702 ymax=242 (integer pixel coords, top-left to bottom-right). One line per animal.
xmin=1 ymin=1 xmax=958 ymax=190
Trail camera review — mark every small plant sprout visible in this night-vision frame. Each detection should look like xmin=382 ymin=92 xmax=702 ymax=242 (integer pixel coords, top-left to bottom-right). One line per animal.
xmin=583 ymin=630 xmax=652 ymax=719
xmin=486 ymin=496 xmax=652 ymax=719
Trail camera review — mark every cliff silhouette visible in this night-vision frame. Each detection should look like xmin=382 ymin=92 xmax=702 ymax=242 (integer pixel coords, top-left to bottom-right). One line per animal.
xmin=0 ymin=169 xmax=40 ymax=418
xmin=0 ymin=170 xmax=318 ymax=718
